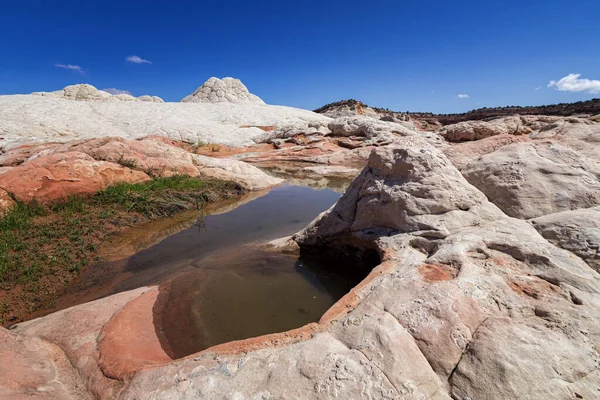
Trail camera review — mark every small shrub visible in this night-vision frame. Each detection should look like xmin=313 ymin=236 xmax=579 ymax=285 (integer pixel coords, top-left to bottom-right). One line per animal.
xmin=116 ymin=153 xmax=138 ymax=169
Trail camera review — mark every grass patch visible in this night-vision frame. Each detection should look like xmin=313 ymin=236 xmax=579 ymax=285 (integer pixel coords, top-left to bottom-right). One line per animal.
xmin=0 ymin=175 xmax=242 ymax=325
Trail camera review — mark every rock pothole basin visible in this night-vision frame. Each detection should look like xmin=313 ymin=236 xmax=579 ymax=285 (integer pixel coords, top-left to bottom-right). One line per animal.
xmin=154 ymin=245 xmax=373 ymax=358
xmin=38 ymin=181 xmax=382 ymax=361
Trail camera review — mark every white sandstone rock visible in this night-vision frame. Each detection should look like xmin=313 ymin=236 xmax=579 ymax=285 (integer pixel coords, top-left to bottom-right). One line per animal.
xmin=0 ymin=94 xmax=330 ymax=150
xmin=10 ymin=138 xmax=600 ymax=399
xmin=531 ymin=206 xmax=600 ymax=273
xmin=295 ymin=142 xmax=600 ymax=398
xmin=440 ymin=114 xmax=593 ymax=142
xmin=30 ymin=83 xmax=168 ymax=103
xmin=462 ymin=141 xmax=600 ymax=219
xmin=181 ymin=77 xmax=265 ymax=104
xmin=138 ymin=95 xmax=165 ymax=103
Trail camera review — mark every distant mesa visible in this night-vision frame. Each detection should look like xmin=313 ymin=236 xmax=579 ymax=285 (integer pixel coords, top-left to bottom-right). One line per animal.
xmin=181 ymin=77 xmax=264 ymax=104
xmin=31 ymin=84 xmax=165 ymax=103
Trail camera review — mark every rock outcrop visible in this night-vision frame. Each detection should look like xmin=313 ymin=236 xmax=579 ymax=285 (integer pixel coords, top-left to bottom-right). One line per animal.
xmin=0 ymin=327 xmax=92 ymax=399
xmin=181 ymin=77 xmax=264 ymax=104
xmin=0 ymin=136 xmax=282 ymax=208
xmin=440 ymin=115 xmax=592 ymax=142
xmin=31 ymin=84 xmax=165 ymax=103
xmin=462 ymin=141 xmax=600 ymax=219
xmin=0 ymin=151 xmax=151 ymax=205
xmin=8 ymin=136 xmax=600 ymax=399
xmin=295 ymin=141 xmax=600 ymax=399
xmin=0 ymin=92 xmax=329 ymax=150
xmin=138 ymin=95 xmax=165 ymax=103
xmin=531 ymin=206 xmax=600 ymax=273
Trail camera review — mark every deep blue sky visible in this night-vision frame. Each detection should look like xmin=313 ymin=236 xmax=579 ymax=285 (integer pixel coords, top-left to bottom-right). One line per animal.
xmin=1 ymin=0 xmax=599 ymax=113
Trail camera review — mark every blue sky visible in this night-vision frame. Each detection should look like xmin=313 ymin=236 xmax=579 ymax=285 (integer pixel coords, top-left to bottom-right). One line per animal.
xmin=1 ymin=0 xmax=599 ymax=113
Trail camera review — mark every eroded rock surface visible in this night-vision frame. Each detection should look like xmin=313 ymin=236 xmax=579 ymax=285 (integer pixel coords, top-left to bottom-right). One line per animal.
xmin=32 ymin=84 xmax=164 ymax=103
xmin=0 ymin=328 xmax=91 ymax=400
xmin=0 ymin=90 xmax=329 ymax=150
xmin=0 ymin=136 xmax=281 ymax=209
xmin=295 ymin=141 xmax=600 ymax=398
xmin=531 ymin=206 xmax=600 ymax=273
xmin=440 ymin=114 xmax=592 ymax=142
xmin=462 ymin=141 xmax=600 ymax=219
xmin=8 ymin=135 xmax=600 ymax=399
xmin=182 ymin=77 xmax=264 ymax=104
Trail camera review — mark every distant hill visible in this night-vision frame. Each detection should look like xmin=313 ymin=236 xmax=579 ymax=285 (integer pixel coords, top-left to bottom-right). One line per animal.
xmin=314 ymin=98 xmax=600 ymax=126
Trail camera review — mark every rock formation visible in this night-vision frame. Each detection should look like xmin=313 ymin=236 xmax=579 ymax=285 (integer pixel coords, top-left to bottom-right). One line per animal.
xmin=181 ymin=77 xmax=265 ymax=104
xmin=440 ymin=115 xmax=592 ymax=142
xmin=3 ymin=81 xmax=600 ymax=399
xmin=531 ymin=206 xmax=600 ymax=273
xmin=31 ymin=84 xmax=165 ymax=103
xmin=0 ymin=90 xmax=329 ymax=150
xmin=314 ymin=98 xmax=600 ymax=127
xmin=462 ymin=141 xmax=600 ymax=219
xmin=0 ymin=136 xmax=282 ymax=211
xmin=6 ymin=129 xmax=600 ymax=398
xmin=138 ymin=95 xmax=165 ymax=103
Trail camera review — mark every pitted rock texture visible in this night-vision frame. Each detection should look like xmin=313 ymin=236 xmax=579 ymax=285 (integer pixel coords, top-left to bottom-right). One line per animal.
xmin=462 ymin=141 xmax=600 ymax=219
xmin=31 ymin=83 xmax=164 ymax=103
xmin=182 ymin=77 xmax=264 ymax=104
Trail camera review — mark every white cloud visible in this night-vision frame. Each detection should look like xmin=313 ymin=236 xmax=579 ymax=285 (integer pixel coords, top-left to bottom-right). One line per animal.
xmin=457 ymin=94 xmax=469 ymax=99
xmin=548 ymin=73 xmax=600 ymax=94
xmin=535 ymin=86 xmax=542 ymax=91
xmin=126 ymin=55 xmax=152 ymax=64
xmin=102 ymin=88 xmax=132 ymax=96
xmin=55 ymin=63 xmax=83 ymax=73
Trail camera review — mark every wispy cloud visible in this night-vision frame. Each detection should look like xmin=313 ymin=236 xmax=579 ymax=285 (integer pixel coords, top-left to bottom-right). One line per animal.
xmin=457 ymin=94 xmax=469 ymax=99
xmin=548 ymin=73 xmax=600 ymax=94
xmin=55 ymin=63 xmax=83 ymax=73
xmin=535 ymin=86 xmax=542 ymax=91
xmin=126 ymin=55 xmax=152 ymax=64
xmin=102 ymin=88 xmax=132 ymax=96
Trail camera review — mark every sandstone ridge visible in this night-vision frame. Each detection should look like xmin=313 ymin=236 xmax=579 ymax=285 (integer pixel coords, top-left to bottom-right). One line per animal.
xmin=32 ymin=83 xmax=164 ymax=103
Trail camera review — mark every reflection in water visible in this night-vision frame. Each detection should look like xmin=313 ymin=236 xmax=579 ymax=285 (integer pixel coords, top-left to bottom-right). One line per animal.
xmin=42 ymin=184 xmax=343 ymax=318
xmin=111 ymin=184 xmax=343 ymax=293
xmin=39 ymin=182 xmax=369 ymax=355
xmin=155 ymin=246 xmax=369 ymax=358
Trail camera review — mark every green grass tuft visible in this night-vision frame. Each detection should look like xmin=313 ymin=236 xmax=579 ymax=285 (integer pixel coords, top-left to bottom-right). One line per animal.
xmin=0 ymin=175 xmax=241 ymax=325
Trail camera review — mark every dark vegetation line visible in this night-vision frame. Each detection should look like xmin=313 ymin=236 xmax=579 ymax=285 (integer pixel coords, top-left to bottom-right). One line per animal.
xmin=314 ymin=98 xmax=600 ymax=124
xmin=0 ymin=175 xmax=242 ymax=325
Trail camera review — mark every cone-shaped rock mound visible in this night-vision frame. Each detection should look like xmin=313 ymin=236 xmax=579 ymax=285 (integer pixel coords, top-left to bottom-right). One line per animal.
xmin=181 ymin=77 xmax=264 ymax=104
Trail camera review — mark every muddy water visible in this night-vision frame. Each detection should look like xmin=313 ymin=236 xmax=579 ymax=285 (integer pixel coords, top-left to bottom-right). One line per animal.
xmin=46 ymin=182 xmax=366 ymax=356
xmin=44 ymin=181 xmax=369 ymax=357
xmin=110 ymin=184 xmax=346 ymax=293
xmin=156 ymin=246 xmax=367 ymax=358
